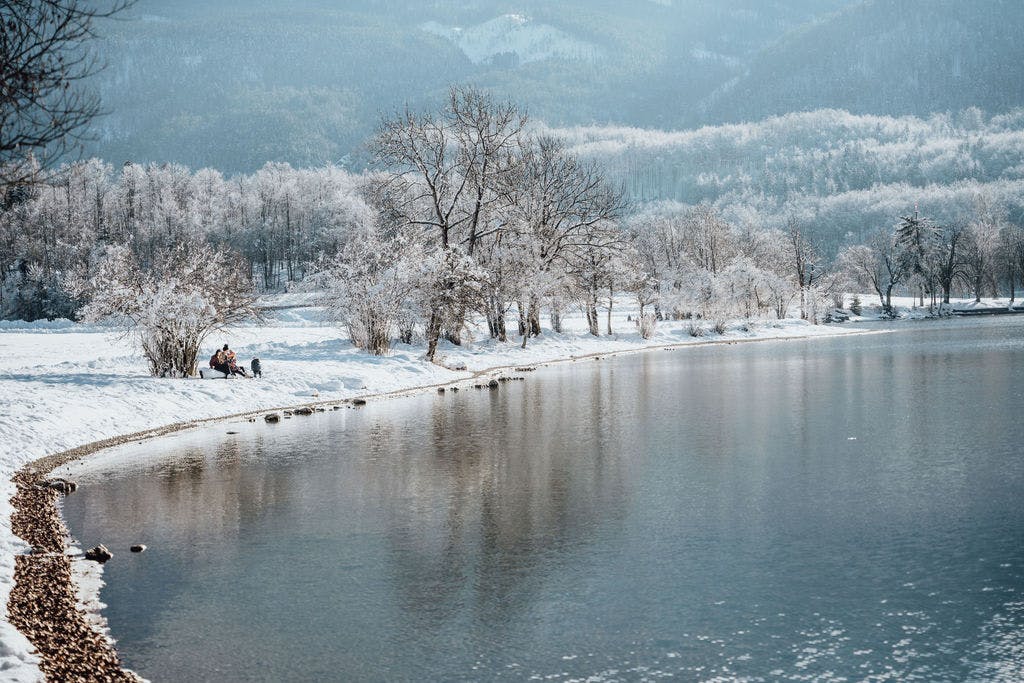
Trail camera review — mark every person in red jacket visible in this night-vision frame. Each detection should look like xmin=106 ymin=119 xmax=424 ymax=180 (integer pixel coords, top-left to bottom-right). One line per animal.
xmin=209 ymin=347 xmax=231 ymax=376
xmin=223 ymin=344 xmax=248 ymax=377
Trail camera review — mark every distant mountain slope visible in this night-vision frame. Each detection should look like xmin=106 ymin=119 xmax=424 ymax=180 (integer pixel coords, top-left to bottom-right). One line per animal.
xmin=82 ymin=0 xmax=850 ymax=172
xmin=701 ymin=0 xmax=1024 ymax=123
xmin=420 ymin=14 xmax=602 ymax=66
xmin=556 ymin=108 xmax=1024 ymax=250
xmin=78 ymin=0 xmax=1021 ymax=174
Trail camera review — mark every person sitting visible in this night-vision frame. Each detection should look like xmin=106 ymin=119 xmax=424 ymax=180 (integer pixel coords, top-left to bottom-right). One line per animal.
xmin=209 ymin=348 xmax=231 ymax=377
xmin=223 ymin=344 xmax=248 ymax=377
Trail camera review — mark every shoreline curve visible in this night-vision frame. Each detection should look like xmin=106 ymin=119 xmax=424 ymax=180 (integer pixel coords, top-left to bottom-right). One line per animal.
xmin=8 ymin=326 xmax=883 ymax=679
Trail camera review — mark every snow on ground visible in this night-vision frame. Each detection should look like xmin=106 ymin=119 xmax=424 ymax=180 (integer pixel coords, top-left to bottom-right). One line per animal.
xmin=0 ymin=304 xmax=871 ymax=678
xmin=841 ymin=294 xmax=1023 ymax=321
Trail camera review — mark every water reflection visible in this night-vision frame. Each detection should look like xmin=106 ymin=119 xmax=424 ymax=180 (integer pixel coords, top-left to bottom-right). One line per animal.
xmin=63 ymin=317 xmax=1024 ymax=682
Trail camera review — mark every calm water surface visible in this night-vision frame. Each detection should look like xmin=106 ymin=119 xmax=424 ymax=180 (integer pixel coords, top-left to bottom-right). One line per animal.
xmin=63 ymin=318 xmax=1024 ymax=682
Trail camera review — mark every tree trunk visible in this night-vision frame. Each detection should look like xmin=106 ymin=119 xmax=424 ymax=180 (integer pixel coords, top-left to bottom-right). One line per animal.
xmin=497 ymin=314 xmax=507 ymax=342
xmin=586 ymin=301 xmax=600 ymax=336
xmin=527 ymin=296 xmax=541 ymax=337
xmin=443 ymin=307 xmax=465 ymax=346
xmin=516 ymin=300 xmax=527 ymax=337
xmin=489 ymin=317 xmax=498 ymax=339
xmin=425 ymin=310 xmax=442 ymax=362
xmin=550 ymin=307 xmax=563 ymax=334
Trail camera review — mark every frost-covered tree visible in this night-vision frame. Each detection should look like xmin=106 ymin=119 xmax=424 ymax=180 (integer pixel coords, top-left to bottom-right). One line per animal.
xmin=1000 ymin=223 xmax=1024 ymax=304
xmin=373 ymin=86 xmax=525 ymax=357
xmin=72 ymin=244 xmax=257 ymax=376
xmin=614 ymin=248 xmax=659 ymax=338
xmin=504 ymin=135 xmax=626 ymax=343
xmin=933 ymin=222 xmax=969 ymax=305
xmin=786 ymin=221 xmax=826 ymax=321
xmin=895 ymin=211 xmax=943 ymax=310
xmin=837 ymin=230 xmax=908 ymax=316
xmin=963 ymin=197 xmax=1006 ymax=302
xmin=316 ymin=217 xmax=421 ymax=355
xmin=417 ymin=248 xmax=490 ymax=359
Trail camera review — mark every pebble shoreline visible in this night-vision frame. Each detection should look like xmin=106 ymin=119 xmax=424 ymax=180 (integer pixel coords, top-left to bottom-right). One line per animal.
xmin=9 ymin=469 xmax=138 ymax=682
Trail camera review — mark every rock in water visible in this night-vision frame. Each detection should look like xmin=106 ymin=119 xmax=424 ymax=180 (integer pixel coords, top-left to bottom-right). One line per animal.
xmin=130 ymin=544 xmax=146 ymax=553
xmin=46 ymin=479 xmax=77 ymax=494
xmin=488 ymin=379 xmax=499 ymax=388
xmin=85 ymin=545 xmax=112 ymax=563
xmin=294 ymin=407 xmax=314 ymax=416
xmin=352 ymin=398 xmax=367 ymax=406
xmin=264 ymin=413 xmax=281 ymax=423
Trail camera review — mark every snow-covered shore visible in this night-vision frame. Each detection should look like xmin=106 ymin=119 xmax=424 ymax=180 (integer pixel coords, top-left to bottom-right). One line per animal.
xmin=0 ymin=305 xmax=877 ymax=680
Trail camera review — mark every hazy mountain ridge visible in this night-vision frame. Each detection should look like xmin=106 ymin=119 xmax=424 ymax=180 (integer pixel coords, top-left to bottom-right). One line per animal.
xmin=701 ymin=0 xmax=1024 ymax=123
xmin=84 ymin=0 xmax=852 ymax=172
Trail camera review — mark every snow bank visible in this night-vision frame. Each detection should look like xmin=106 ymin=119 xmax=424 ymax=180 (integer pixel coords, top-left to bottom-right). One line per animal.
xmin=0 ymin=307 xmax=863 ymax=677
xmin=843 ymin=294 xmax=1022 ymax=321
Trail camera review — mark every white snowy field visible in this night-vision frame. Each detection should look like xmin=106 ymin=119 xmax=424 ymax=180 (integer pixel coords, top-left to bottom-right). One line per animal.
xmin=845 ymin=294 xmax=1023 ymax=320
xmin=0 ymin=302 xmax=884 ymax=680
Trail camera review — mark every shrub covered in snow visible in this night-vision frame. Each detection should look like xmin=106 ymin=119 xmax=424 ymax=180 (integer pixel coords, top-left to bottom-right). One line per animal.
xmin=317 ymin=230 xmax=421 ymax=356
xmin=71 ymin=244 xmax=257 ymax=376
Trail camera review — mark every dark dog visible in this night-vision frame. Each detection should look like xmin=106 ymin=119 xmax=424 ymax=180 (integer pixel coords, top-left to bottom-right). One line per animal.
xmin=251 ymin=358 xmax=262 ymax=378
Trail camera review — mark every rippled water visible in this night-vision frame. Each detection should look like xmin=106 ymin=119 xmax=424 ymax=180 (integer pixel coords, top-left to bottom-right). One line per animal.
xmin=63 ymin=318 xmax=1024 ymax=682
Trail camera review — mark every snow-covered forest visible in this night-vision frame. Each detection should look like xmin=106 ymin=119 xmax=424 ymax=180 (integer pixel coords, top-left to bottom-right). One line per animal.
xmin=559 ymin=109 xmax=1024 ymax=250
xmin=4 ymin=89 xmax=1023 ymax=374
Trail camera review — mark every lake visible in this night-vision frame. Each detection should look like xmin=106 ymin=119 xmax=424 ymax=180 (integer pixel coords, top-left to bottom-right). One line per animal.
xmin=63 ymin=317 xmax=1024 ymax=682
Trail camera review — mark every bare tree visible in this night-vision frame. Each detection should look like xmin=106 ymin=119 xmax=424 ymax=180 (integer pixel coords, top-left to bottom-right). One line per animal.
xmin=682 ymin=205 xmax=735 ymax=275
xmin=934 ymin=222 xmax=968 ymax=306
xmin=963 ymin=198 xmax=1005 ymax=302
xmin=1 ymin=0 xmax=134 ymax=192
xmin=1001 ymin=223 xmax=1024 ymax=305
xmin=786 ymin=221 xmax=825 ymax=321
xmin=504 ymin=136 xmax=627 ymax=344
xmin=895 ymin=211 xmax=942 ymax=310
xmin=837 ymin=230 xmax=908 ymax=316
xmin=373 ymin=86 xmax=525 ymax=358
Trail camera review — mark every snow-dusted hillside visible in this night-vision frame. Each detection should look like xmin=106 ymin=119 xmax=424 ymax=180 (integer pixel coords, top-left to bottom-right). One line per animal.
xmin=421 ymin=14 xmax=601 ymax=66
